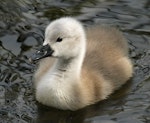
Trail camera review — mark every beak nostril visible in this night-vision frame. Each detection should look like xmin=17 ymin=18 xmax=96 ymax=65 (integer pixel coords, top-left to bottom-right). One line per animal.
xmin=44 ymin=51 xmax=48 ymax=55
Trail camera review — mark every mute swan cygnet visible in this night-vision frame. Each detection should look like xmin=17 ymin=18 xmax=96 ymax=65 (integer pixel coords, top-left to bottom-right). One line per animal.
xmin=30 ymin=17 xmax=133 ymax=111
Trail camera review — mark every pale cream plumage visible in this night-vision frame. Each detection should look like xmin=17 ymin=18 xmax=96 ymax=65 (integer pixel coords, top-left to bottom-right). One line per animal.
xmin=32 ymin=17 xmax=133 ymax=111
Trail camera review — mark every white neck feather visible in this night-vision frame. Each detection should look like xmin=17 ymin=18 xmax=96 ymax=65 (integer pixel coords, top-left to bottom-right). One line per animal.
xmin=51 ymin=40 xmax=86 ymax=82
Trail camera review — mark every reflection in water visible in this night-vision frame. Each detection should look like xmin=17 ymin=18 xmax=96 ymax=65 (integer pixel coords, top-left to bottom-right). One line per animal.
xmin=0 ymin=0 xmax=150 ymax=123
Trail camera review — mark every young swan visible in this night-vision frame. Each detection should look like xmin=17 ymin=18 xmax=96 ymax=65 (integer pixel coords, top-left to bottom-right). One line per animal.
xmin=30 ymin=17 xmax=133 ymax=111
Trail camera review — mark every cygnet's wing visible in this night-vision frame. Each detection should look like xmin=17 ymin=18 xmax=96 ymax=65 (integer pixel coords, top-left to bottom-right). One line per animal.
xmin=83 ymin=26 xmax=131 ymax=87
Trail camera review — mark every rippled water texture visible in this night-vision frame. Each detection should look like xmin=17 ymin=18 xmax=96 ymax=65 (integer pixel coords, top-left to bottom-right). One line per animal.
xmin=0 ymin=0 xmax=150 ymax=122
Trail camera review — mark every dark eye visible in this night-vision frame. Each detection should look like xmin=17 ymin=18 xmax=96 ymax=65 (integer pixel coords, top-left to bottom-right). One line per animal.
xmin=56 ymin=37 xmax=63 ymax=42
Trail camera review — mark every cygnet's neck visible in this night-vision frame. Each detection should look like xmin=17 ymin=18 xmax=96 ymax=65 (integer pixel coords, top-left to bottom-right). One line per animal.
xmin=53 ymin=44 xmax=86 ymax=80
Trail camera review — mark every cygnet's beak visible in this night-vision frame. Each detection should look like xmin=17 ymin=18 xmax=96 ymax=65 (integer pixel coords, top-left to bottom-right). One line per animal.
xmin=29 ymin=44 xmax=54 ymax=63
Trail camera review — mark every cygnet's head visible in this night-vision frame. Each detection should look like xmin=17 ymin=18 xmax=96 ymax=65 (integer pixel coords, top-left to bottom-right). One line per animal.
xmin=30 ymin=17 xmax=86 ymax=62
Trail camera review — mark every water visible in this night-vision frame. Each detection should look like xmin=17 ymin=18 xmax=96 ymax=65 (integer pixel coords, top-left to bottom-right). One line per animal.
xmin=0 ymin=0 xmax=150 ymax=122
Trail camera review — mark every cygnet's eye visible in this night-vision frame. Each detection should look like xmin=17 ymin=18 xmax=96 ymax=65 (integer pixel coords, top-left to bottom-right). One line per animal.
xmin=56 ymin=37 xmax=63 ymax=42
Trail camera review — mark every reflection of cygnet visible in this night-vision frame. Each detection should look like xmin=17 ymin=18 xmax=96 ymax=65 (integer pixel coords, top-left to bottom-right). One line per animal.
xmin=31 ymin=17 xmax=133 ymax=111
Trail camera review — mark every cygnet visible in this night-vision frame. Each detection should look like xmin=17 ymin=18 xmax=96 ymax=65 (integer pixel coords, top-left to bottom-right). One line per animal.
xmin=30 ymin=17 xmax=133 ymax=111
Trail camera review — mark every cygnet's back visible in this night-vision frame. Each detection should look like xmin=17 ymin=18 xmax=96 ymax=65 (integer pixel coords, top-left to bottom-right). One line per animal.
xmin=77 ymin=26 xmax=133 ymax=105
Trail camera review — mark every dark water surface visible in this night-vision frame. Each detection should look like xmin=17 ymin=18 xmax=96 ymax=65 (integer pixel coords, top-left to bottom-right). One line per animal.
xmin=0 ymin=0 xmax=150 ymax=122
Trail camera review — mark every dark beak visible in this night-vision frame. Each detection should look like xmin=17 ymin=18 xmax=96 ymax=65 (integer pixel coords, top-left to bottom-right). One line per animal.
xmin=29 ymin=44 xmax=54 ymax=63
